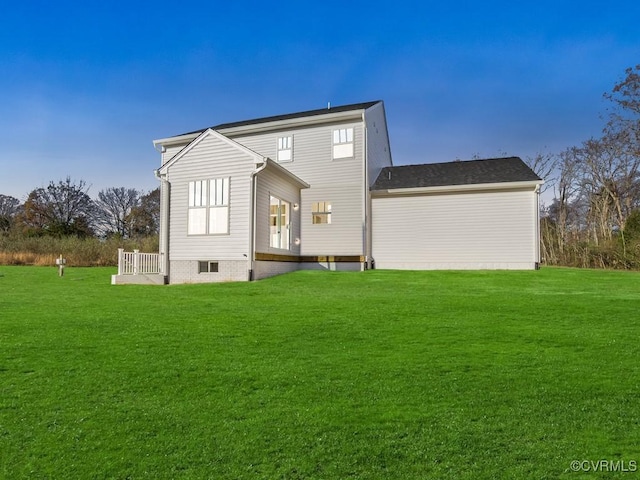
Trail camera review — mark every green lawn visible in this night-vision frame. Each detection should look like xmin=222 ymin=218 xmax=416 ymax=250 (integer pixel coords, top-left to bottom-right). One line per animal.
xmin=1 ymin=266 xmax=639 ymax=479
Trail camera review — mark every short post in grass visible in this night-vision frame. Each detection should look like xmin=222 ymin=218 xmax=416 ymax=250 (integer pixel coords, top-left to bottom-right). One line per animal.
xmin=56 ymin=254 xmax=66 ymax=277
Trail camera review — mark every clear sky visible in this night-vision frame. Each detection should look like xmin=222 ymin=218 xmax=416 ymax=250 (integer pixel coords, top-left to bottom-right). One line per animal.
xmin=1 ymin=0 xmax=638 ymax=200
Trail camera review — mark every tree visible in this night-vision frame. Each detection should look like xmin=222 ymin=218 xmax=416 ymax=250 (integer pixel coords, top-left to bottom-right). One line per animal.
xmin=128 ymin=187 xmax=160 ymax=237
xmin=0 ymin=194 xmax=21 ymax=233
xmin=605 ymin=64 xmax=640 ymax=117
xmin=95 ymin=187 xmax=141 ymax=238
xmin=20 ymin=177 xmax=96 ymax=237
xmin=524 ymin=151 xmax=557 ymax=194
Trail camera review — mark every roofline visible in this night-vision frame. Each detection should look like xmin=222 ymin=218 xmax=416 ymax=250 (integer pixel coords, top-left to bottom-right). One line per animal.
xmin=216 ymin=109 xmax=364 ymax=136
xmin=371 ymin=179 xmax=544 ymax=196
xmin=153 ymin=101 xmax=382 ymax=147
xmin=158 ymin=128 xmax=265 ymax=174
xmin=260 ymin=158 xmax=310 ymax=189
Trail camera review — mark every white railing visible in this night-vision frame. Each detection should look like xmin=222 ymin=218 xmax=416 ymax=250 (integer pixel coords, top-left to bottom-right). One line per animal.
xmin=117 ymin=248 xmax=162 ymax=275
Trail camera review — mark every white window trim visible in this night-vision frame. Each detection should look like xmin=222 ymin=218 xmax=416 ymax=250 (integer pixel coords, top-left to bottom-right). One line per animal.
xmin=270 ymin=195 xmax=291 ymax=250
xmin=312 ymin=201 xmax=332 ymax=224
xmin=188 ymin=178 xmax=230 ymax=236
xmin=333 ymin=127 xmax=354 ymax=159
xmin=277 ymin=135 xmax=293 ymax=163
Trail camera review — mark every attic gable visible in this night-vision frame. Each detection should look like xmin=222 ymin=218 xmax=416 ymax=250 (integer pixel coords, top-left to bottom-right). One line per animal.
xmin=158 ymin=128 xmax=265 ymax=175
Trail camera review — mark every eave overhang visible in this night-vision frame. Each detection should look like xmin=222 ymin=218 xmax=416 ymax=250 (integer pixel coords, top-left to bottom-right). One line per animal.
xmin=371 ymin=180 xmax=544 ymax=197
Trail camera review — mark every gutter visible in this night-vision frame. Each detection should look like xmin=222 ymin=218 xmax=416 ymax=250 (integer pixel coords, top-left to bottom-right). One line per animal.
xmin=248 ymin=160 xmax=268 ymax=280
xmin=372 ymin=180 xmax=544 ymax=197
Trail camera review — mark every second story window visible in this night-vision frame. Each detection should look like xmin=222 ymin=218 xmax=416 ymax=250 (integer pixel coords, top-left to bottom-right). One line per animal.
xmin=333 ymin=127 xmax=354 ymax=159
xmin=277 ymin=136 xmax=293 ymax=162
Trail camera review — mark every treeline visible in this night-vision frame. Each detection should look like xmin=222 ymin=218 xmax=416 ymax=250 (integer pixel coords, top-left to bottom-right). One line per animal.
xmin=535 ymin=65 xmax=640 ymax=269
xmin=0 ymin=179 xmax=159 ymax=266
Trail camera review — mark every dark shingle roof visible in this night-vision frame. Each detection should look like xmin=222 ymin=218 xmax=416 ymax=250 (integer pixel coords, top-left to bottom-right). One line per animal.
xmin=181 ymin=101 xmax=381 ymax=136
xmin=372 ymin=157 xmax=541 ymax=190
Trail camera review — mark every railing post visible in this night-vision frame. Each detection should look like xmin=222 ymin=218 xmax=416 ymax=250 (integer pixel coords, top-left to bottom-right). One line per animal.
xmin=133 ymin=249 xmax=139 ymax=275
xmin=117 ymin=248 xmax=124 ymax=275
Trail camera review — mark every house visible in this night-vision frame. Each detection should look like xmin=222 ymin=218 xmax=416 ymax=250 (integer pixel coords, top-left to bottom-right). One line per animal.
xmin=112 ymin=101 xmax=543 ymax=285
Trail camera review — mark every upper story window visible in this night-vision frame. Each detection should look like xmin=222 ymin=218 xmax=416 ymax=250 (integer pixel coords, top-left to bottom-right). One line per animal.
xmin=312 ymin=201 xmax=332 ymax=224
xmin=277 ymin=136 xmax=293 ymax=162
xmin=333 ymin=127 xmax=354 ymax=159
xmin=188 ymin=178 xmax=229 ymax=235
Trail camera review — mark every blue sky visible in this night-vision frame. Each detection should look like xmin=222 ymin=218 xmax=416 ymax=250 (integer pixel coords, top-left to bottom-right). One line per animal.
xmin=1 ymin=1 xmax=638 ymax=200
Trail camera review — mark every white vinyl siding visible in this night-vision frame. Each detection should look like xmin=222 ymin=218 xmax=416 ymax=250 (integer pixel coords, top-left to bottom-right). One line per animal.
xmin=254 ymin=166 xmax=302 ymax=256
xmin=301 ymin=185 xmax=362 ymax=255
xmin=165 ymin=132 xmax=254 ymax=261
xmin=232 ymin=122 xmax=365 ymax=256
xmin=372 ymin=189 xmax=538 ymax=269
xmin=364 ymin=102 xmax=393 ymax=187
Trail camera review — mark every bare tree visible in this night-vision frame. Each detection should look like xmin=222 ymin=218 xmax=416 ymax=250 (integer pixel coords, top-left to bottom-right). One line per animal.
xmin=605 ymin=64 xmax=640 ymax=116
xmin=95 ymin=187 xmax=141 ymax=238
xmin=524 ymin=151 xmax=557 ymax=194
xmin=20 ymin=177 xmax=96 ymax=237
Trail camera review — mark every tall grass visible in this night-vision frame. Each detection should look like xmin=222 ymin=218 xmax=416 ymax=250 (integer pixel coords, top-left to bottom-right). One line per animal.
xmin=0 ymin=235 xmax=158 ymax=266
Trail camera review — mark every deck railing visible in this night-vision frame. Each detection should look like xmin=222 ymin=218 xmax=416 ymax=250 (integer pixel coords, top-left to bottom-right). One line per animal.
xmin=117 ymin=248 xmax=162 ymax=275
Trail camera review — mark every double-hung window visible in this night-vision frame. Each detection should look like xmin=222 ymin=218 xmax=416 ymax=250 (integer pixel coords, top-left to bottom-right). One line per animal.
xmin=277 ymin=136 xmax=293 ymax=162
xmin=332 ymin=127 xmax=354 ymax=159
xmin=188 ymin=178 xmax=229 ymax=235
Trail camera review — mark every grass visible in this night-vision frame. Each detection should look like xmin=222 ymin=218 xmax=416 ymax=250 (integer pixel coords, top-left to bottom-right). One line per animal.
xmin=1 ymin=266 xmax=639 ymax=479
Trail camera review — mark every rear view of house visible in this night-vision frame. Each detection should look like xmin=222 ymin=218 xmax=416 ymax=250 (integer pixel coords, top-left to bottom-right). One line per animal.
xmin=112 ymin=101 xmax=543 ymax=285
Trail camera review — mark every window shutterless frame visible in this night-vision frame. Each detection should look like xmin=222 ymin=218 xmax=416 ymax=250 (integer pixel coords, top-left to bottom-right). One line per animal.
xmin=277 ymin=135 xmax=293 ymax=162
xmin=312 ymin=201 xmax=332 ymax=224
xmin=332 ymin=127 xmax=354 ymax=159
xmin=187 ymin=178 xmax=230 ymax=235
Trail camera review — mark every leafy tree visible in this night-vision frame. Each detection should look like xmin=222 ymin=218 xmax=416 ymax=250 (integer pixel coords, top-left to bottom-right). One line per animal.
xmin=95 ymin=187 xmax=141 ymax=238
xmin=20 ymin=177 xmax=96 ymax=237
xmin=0 ymin=194 xmax=21 ymax=233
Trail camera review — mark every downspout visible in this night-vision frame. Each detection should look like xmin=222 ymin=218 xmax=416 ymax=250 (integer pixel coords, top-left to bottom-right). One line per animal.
xmin=154 ymin=168 xmax=170 ymax=282
xmin=362 ymin=111 xmax=369 ymax=270
xmin=249 ymin=159 xmax=268 ymax=281
xmin=535 ymin=183 xmax=541 ymax=269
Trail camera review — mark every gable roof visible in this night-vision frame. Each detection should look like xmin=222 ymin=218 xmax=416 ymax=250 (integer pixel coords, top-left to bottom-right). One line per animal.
xmin=158 ymin=128 xmax=265 ymax=175
xmin=372 ymin=157 xmax=542 ymax=191
xmin=180 ymin=101 xmax=382 ymax=136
